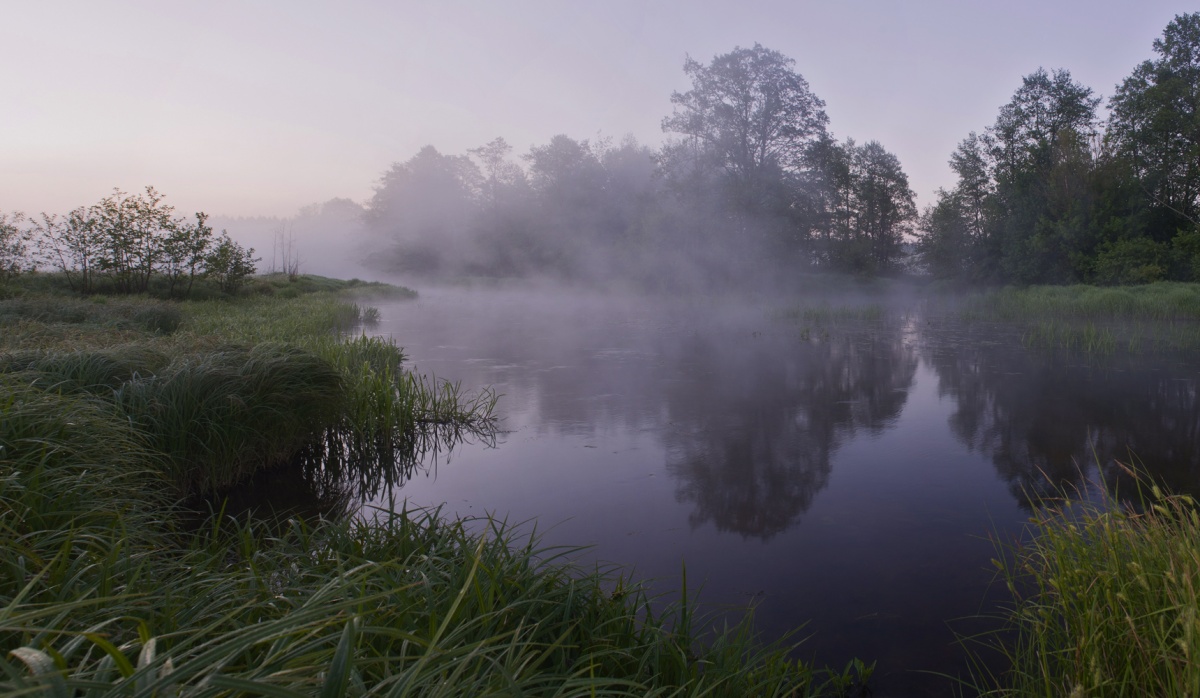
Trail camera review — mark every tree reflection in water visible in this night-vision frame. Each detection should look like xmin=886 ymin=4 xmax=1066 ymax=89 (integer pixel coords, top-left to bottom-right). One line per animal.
xmin=923 ymin=326 xmax=1200 ymax=506
xmin=663 ymin=325 xmax=917 ymax=539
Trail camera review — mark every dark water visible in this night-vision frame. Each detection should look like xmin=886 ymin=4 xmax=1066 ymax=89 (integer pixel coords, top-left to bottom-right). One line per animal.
xmin=347 ymin=287 xmax=1200 ymax=696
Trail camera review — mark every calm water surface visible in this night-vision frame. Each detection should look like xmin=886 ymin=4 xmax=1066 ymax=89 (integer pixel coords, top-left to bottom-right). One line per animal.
xmin=354 ymin=286 xmax=1200 ymax=696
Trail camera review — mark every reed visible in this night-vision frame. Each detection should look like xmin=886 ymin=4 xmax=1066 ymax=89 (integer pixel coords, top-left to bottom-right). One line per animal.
xmin=979 ymin=465 xmax=1200 ymax=696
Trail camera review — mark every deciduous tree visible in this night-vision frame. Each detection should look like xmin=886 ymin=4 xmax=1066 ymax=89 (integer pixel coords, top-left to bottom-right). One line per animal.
xmin=1109 ymin=12 xmax=1200 ymax=232
xmin=662 ymin=44 xmax=828 ymax=210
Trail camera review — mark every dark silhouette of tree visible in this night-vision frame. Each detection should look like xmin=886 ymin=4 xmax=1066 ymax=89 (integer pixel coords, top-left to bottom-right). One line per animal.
xmin=806 ymin=139 xmax=916 ymax=274
xmin=663 ymin=44 xmax=828 ymax=201
xmin=1109 ymin=13 xmax=1200 ymax=231
xmin=661 ymin=44 xmax=832 ymax=267
xmin=917 ymin=69 xmax=1103 ymax=284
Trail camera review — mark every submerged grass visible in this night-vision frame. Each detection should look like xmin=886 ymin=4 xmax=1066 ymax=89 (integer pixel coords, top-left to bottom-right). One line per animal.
xmin=978 ymin=465 xmax=1200 ymax=696
xmin=0 ymin=274 xmax=846 ymax=695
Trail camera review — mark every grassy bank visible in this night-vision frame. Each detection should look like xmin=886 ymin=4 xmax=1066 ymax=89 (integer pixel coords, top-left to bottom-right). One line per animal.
xmin=946 ymin=282 xmax=1200 ymax=354
xmin=978 ymin=466 xmax=1200 ymax=696
xmin=0 ymin=275 xmax=851 ymax=696
xmin=962 ymin=282 xmax=1200 ymax=322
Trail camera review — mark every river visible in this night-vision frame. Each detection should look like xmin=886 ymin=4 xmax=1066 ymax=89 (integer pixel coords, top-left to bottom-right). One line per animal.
xmin=343 ymin=284 xmax=1200 ymax=696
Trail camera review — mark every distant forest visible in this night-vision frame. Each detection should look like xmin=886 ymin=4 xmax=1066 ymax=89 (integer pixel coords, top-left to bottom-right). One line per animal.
xmin=360 ymin=13 xmax=1200 ymax=288
xmin=5 ymin=14 xmax=1199 ymax=291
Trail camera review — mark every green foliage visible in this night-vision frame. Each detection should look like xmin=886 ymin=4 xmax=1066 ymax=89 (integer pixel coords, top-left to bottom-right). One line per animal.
xmin=810 ymin=137 xmax=918 ymax=274
xmin=0 ymin=211 xmax=31 ymax=284
xmin=1109 ymin=13 xmax=1200 ymax=232
xmin=981 ymin=467 xmax=1200 ymax=696
xmin=202 ymin=232 xmax=258 ymax=294
xmin=917 ymin=15 xmax=1200 ymax=287
xmin=1170 ymin=227 xmax=1200 ymax=281
xmin=1092 ymin=237 xmax=1169 ymax=284
xmin=28 ymin=188 xmax=262 ymax=299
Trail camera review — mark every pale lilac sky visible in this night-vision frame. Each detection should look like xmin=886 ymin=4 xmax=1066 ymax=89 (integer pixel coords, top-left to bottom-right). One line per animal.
xmin=2 ymin=1 xmax=1193 ymax=217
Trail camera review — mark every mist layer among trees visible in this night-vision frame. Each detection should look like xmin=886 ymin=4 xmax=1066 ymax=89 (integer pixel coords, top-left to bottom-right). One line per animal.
xmin=362 ymin=15 xmax=1200 ymax=289
xmin=8 ymin=15 xmax=1199 ymax=291
xmin=364 ymin=44 xmax=916 ymax=290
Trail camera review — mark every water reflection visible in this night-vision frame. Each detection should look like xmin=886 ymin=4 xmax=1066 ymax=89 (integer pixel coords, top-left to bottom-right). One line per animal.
xmin=923 ymin=325 xmax=1200 ymax=506
xmin=663 ymin=327 xmax=917 ymax=538
xmin=358 ymin=289 xmax=1200 ymax=696
xmin=297 ymin=423 xmax=497 ymax=506
xmin=213 ymin=422 xmax=494 ymax=520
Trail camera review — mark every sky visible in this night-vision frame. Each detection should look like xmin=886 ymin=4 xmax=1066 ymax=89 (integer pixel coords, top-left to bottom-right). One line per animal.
xmin=2 ymin=1 xmax=1195 ymax=218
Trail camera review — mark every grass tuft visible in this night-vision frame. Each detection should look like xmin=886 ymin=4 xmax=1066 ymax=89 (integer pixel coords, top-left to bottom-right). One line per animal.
xmin=979 ymin=464 xmax=1200 ymax=696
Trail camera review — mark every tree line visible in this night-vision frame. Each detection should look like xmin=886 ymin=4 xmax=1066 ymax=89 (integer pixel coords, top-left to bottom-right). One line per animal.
xmin=365 ymin=13 xmax=1200 ymax=288
xmin=364 ymin=43 xmax=917 ymax=288
xmin=8 ymin=14 xmax=1197 ymax=291
xmin=919 ymin=13 xmax=1200 ymax=285
xmin=1 ymin=187 xmax=258 ymax=295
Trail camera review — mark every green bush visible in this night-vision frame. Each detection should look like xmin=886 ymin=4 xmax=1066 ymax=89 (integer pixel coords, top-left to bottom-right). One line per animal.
xmin=1092 ymin=237 xmax=1168 ymax=284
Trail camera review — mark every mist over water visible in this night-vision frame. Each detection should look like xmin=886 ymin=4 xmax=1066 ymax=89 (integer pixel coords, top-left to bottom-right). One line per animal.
xmin=296 ymin=283 xmax=1191 ymax=695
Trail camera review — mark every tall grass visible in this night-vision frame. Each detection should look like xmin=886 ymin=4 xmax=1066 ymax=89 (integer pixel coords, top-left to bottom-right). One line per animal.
xmin=980 ymin=465 xmax=1200 ymax=696
xmin=956 ymin=282 xmax=1200 ymax=354
xmin=114 ymin=343 xmax=348 ymax=493
xmin=964 ymin=282 xmax=1200 ymax=322
xmin=0 ymin=384 xmax=835 ymax=695
xmin=2 ymin=503 xmax=837 ymax=696
xmin=1 ymin=283 xmax=494 ymax=496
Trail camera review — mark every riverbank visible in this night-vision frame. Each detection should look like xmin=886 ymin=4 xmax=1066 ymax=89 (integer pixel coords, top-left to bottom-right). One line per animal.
xmin=957 ymin=281 xmax=1200 ymax=353
xmin=0 ymin=274 xmax=854 ymax=696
